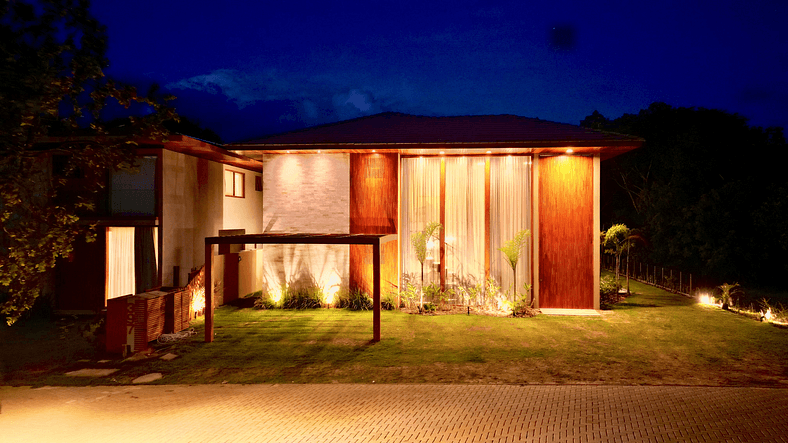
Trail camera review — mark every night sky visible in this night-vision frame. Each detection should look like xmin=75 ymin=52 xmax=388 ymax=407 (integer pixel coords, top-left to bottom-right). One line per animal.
xmin=90 ymin=0 xmax=788 ymax=143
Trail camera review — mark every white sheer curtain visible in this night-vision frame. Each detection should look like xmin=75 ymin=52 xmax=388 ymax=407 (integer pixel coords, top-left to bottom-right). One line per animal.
xmin=445 ymin=157 xmax=485 ymax=289
xmin=400 ymin=157 xmax=440 ymax=288
xmin=107 ymin=227 xmax=136 ymax=299
xmin=490 ymin=156 xmax=532 ymax=300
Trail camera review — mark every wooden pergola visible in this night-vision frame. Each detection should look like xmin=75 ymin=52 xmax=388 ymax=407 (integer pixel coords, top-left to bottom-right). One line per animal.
xmin=204 ymin=233 xmax=397 ymax=343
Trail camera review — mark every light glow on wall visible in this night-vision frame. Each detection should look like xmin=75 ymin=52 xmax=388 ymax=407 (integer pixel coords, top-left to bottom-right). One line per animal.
xmin=270 ymin=286 xmax=283 ymax=303
xmin=321 ymin=273 xmax=342 ymax=305
xmin=191 ymin=285 xmax=205 ymax=314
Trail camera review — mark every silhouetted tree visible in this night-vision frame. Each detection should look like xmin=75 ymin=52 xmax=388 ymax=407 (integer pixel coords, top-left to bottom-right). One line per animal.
xmin=0 ymin=0 xmax=176 ymax=324
xmin=164 ymin=116 xmax=222 ymax=144
xmin=585 ymin=103 xmax=787 ymax=288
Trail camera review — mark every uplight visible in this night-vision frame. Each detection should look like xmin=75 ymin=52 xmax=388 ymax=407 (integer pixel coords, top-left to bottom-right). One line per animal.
xmin=698 ymin=292 xmax=717 ymax=306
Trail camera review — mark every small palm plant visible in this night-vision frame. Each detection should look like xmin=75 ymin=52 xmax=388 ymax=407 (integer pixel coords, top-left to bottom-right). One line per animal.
xmin=717 ymin=282 xmax=742 ymax=310
xmin=498 ymin=229 xmax=531 ymax=303
xmin=411 ymin=221 xmax=442 ymax=311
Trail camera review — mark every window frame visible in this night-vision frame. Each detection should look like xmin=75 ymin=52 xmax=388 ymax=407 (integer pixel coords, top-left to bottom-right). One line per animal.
xmin=225 ymin=169 xmax=245 ymax=198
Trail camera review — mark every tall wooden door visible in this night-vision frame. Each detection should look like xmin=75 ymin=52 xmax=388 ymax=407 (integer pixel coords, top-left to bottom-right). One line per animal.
xmin=538 ymin=156 xmax=594 ymax=309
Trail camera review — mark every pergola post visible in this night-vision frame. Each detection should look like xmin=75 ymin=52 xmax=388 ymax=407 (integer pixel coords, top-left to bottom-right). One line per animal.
xmin=373 ymin=239 xmax=381 ymax=342
xmin=205 ymin=242 xmax=213 ymax=343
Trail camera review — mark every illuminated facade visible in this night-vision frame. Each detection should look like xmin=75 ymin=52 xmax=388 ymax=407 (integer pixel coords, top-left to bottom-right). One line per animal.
xmin=229 ymin=112 xmax=643 ymax=310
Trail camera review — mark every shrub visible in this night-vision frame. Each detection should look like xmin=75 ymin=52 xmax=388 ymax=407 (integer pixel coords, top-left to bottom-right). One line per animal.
xmin=337 ymin=288 xmax=373 ymax=311
xmin=281 ymin=287 xmax=323 ymax=309
xmin=424 ymin=282 xmax=442 ymax=303
xmin=423 ymin=282 xmax=454 ymax=309
xmin=600 ymin=276 xmax=622 ymax=309
xmin=382 ymin=291 xmax=399 ymax=310
xmin=253 ymin=292 xmax=276 ymax=310
xmin=760 ymin=298 xmax=787 ymax=323
xmin=512 ymin=283 xmax=537 ymax=318
xmin=421 ymin=302 xmax=437 ymax=313
xmin=399 ymin=283 xmax=420 ymax=309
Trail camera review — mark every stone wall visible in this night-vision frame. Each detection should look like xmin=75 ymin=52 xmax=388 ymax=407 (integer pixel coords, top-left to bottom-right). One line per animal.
xmin=260 ymin=153 xmax=350 ymax=298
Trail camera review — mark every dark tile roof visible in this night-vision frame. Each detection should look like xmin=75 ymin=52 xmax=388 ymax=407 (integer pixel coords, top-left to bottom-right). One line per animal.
xmin=231 ymin=112 xmax=643 ymax=147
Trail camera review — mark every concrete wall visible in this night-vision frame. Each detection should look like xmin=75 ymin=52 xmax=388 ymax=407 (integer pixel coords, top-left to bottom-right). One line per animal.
xmin=223 ymin=165 xmax=263 ymax=234
xmin=261 ymin=153 xmax=350 ymax=298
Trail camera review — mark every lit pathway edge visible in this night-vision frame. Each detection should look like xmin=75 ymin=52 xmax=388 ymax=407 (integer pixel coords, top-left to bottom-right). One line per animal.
xmin=3 ymin=384 xmax=788 ymax=443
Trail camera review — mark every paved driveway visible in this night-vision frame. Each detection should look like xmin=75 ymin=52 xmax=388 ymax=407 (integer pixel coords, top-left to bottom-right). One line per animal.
xmin=2 ymin=384 xmax=788 ymax=442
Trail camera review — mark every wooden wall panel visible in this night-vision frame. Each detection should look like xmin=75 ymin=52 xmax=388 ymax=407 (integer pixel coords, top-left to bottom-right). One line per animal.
xmin=349 ymin=153 xmax=398 ymax=294
xmin=538 ymin=156 xmax=594 ymax=308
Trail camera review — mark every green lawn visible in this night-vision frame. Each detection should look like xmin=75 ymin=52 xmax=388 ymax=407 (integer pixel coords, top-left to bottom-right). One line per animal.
xmin=2 ymin=276 xmax=787 ymax=387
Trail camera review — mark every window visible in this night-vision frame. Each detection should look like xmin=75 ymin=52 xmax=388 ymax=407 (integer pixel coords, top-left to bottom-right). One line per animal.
xmin=225 ymin=170 xmax=244 ymax=198
xmin=110 ymin=156 xmax=157 ymax=216
xmin=401 ymin=156 xmax=532 ymax=299
xmin=255 ymin=176 xmax=262 ymax=192
xmin=106 ymin=226 xmax=158 ymax=299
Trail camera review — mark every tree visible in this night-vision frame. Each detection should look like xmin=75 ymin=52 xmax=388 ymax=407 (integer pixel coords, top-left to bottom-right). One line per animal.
xmin=410 ymin=221 xmax=441 ymax=311
xmin=585 ymin=103 xmax=787 ymax=288
xmin=603 ymin=224 xmax=633 ymax=291
xmin=0 ymin=0 xmax=176 ymax=324
xmin=498 ymin=229 xmax=531 ymax=303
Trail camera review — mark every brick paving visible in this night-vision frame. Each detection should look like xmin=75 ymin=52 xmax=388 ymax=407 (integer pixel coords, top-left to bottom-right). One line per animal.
xmin=2 ymin=384 xmax=788 ymax=442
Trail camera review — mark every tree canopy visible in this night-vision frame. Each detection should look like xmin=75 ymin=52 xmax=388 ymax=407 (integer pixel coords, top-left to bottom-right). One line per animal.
xmin=0 ymin=0 xmax=176 ymax=324
xmin=584 ymin=103 xmax=787 ymax=288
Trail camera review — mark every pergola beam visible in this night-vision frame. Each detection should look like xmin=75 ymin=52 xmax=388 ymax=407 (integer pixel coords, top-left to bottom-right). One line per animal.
xmin=203 ymin=233 xmax=397 ymax=343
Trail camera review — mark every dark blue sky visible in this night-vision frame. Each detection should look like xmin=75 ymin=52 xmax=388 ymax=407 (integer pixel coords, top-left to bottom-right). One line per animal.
xmin=90 ymin=0 xmax=788 ymax=142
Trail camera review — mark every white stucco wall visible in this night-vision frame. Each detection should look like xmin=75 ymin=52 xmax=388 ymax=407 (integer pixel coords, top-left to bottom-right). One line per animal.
xmin=222 ymin=165 xmax=263 ymax=234
xmin=261 ymin=153 xmax=350 ymax=296
xmin=161 ymin=150 xmax=224 ymax=287
xmin=238 ymin=248 xmax=264 ymax=298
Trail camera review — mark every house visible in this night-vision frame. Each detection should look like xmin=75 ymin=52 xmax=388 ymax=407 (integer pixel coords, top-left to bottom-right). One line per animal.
xmin=48 ymin=135 xmax=264 ymax=313
xmin=48 ymin=111 xmax=642 ymax=318
xmin=227 ymin=112 xmax=643 ymax=310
